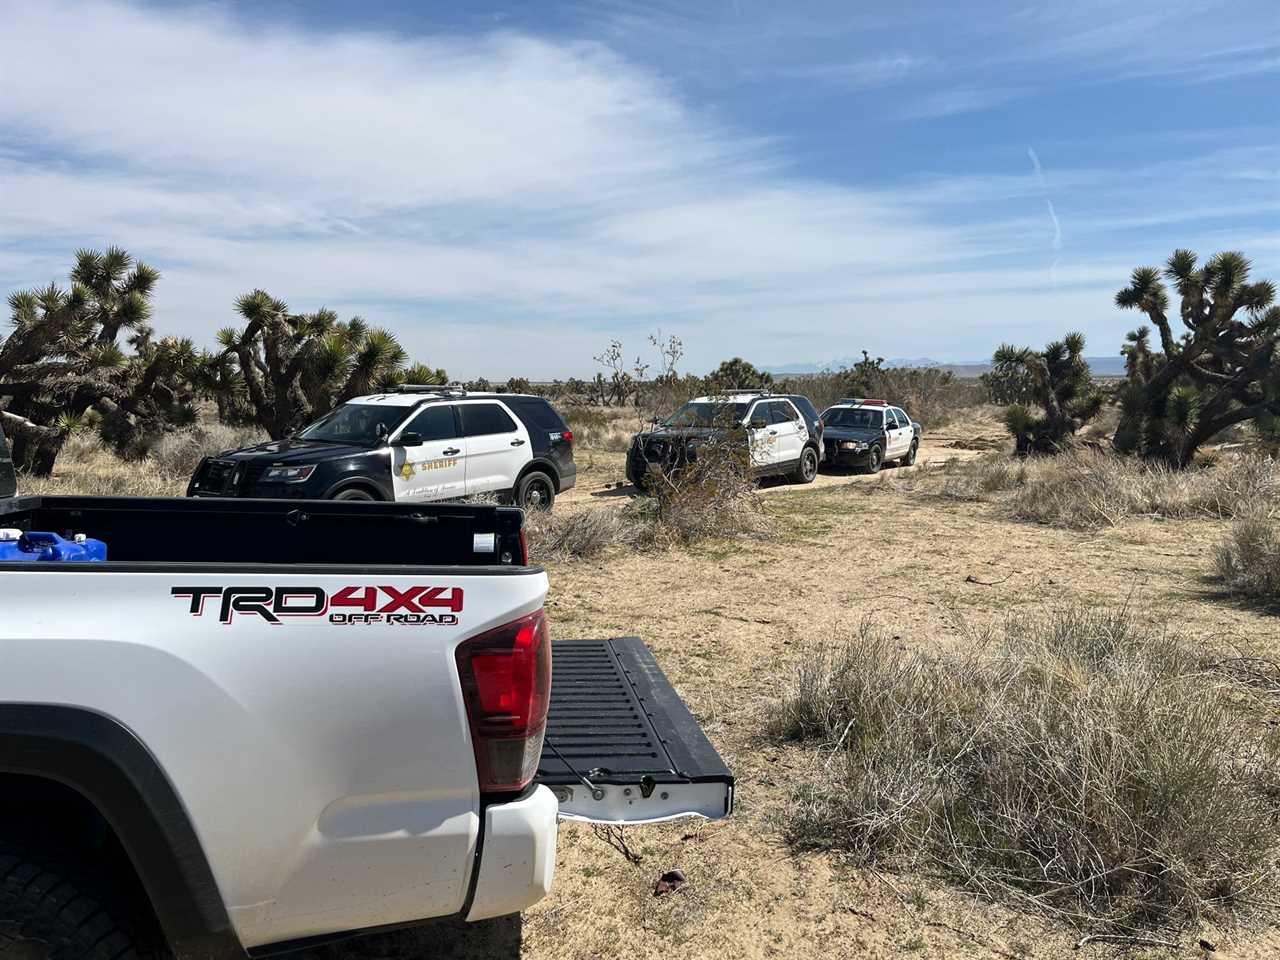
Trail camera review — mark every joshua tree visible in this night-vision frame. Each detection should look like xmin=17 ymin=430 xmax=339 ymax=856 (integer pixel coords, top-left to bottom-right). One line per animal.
xmin=706 ymin=357 xmax=772 ymax=390
xmin=0 ymin=248 xmax=200 ymax=473
xmin=992 ymin=333 xmax=1104 ymax=455
xmin=209 ymin=291 xmax=445 ymax=439
xmin=1113 ymin=250 xmax=1279 ymax=467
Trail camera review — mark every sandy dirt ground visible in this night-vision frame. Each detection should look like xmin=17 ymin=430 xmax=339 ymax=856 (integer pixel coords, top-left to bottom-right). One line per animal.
xmin=307 ymin=422 xmax=1278 ymax=960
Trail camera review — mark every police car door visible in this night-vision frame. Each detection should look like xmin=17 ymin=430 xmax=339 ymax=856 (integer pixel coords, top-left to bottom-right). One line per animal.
xmin=389 ymin=404 xmax=466 ymax=502
xmin=771 ymin=400 xmax=805 ymax=466
xmin=459 ymin=401 xmax=531 ymax=496
xmin=886 ymin=408 xmax=909 ymax=458
xmin=745 ymin=401 xmax=774 ymax=470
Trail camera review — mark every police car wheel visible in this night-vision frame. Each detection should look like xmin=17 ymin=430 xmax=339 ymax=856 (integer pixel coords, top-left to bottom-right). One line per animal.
xmin=862 ymin=446 xmax=883 ymax=474
xmin=517 ymin=472 xmax=555 ymax=511
xmin=902 ymin=441 xmax=918 ymax=467
xmin=333 ymin=488 xmax=376 ymax=501
xmin=791 ymin=446 xmax=819 ymax=485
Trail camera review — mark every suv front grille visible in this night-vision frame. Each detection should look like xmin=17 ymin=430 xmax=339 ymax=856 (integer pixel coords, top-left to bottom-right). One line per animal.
xmin=194 ymin=458 xmax=238 ymax=495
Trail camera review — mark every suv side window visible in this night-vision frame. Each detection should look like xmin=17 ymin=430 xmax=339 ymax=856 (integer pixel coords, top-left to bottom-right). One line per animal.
xmin=460 ymin=403 xmax=518 ymax=437
xmin=402 ymin=404 xmax=457 ymax=442
xmin=506 ymin=397 xmax=567 ymax=433
xmin=786 ymin=395 xmax=820 ymax=426
xmin=747 ymin=402 xmax=769 ymax=427
xmin=770 ymin=400 xmax=799 ymax=424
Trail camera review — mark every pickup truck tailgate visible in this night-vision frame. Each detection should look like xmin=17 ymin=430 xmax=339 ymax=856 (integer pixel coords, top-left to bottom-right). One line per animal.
xmin=537 ymin=638 xmax=734 ymax=824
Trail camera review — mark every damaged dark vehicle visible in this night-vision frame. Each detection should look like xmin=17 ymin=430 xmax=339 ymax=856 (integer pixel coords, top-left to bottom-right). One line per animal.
xmin=626 ymin=393 xmax=821 ymax=490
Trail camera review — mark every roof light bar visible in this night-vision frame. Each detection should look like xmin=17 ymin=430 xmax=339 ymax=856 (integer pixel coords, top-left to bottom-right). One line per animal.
xmin=390 ymin=384 xmax=467 ymax=395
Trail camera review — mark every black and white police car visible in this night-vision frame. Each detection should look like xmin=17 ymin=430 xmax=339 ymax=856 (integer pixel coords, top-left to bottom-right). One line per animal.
xmin=820 ymin=398 xmax=921 ymax=473
xmin=626 ymin=391 xmax=823 ymax=489
xmin=188 ymin=387 xmax=576 ymax=510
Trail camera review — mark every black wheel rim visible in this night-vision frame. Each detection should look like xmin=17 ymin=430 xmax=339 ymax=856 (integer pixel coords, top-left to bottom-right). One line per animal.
xmin=525 ymin=478 xmax=551 ymax=508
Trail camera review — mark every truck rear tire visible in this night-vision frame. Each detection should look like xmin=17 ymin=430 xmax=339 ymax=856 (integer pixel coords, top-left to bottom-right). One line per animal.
xmin=0 ymin=845 xmax=168 ymax=960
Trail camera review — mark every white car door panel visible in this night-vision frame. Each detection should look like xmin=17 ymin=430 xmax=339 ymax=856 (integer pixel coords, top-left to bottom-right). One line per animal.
xmin=883 ymin=409 xmax=899 ymax=458
xmin=460 ymin=402 xmax=530 ymax=494
xmin=390 ymin=404 xmax=466 ymax=502
xmin=771 ymin=401 xmax=804 ymax=466
xmin=746 ymin=402 xmax=773 ymax=470
xmin=893 ymin=408 xmax=913 ymax=458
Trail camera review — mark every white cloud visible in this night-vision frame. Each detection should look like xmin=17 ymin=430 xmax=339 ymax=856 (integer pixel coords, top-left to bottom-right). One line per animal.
xmin=0 ymin=0 xmax=1276 ymax=378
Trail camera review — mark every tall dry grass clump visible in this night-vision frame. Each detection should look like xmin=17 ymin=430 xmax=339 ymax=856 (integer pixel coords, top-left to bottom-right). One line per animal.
xmin=16 ymin=424 xmax=267 ymax=497
xmin=1214 ymin=514 xmax=1280 ymax=601
xmin=769 ymin=608 xmax=1280 ymax=931
xmin=898 ymin=449 xmax=1279 ymax=529
xmin=146 ymin=423 xmax=267 ymax=479
xmin=524 ymin=506 xmax=644 ymax=562
xmin=1007 ymin=450 xmax=1278 ymax=528
xmin=639 ymin=427 xmax=769 ymax=546
xmin=527 ymin=430 xmax=768 ymax=561
xmin=563 ymin=406 xmax=635 ymax=452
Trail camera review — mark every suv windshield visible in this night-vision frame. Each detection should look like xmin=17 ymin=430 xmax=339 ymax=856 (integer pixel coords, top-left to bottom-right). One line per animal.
xmin=297 ymin=403 xmax=408 ymax=445
xmin=822 ymin=407 xmax=884 ymax=430
xmin=663 ymin=401 xmax=749 ymax=428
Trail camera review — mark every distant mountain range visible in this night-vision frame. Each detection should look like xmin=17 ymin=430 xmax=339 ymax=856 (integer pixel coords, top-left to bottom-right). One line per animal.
xmin=766 ymin=356 xmax=1127 ymax=377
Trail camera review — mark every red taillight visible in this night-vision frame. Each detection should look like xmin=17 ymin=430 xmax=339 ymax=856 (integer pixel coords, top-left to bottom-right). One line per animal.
xmin=455 ymin=609 xmax=551 ymax=793
xmin=562 ymin=429 xmax=574 ymax=446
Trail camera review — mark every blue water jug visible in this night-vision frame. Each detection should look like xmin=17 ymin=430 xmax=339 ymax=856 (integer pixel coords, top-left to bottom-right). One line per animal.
xmin=0 ymin=530 xmax=108 ymax=563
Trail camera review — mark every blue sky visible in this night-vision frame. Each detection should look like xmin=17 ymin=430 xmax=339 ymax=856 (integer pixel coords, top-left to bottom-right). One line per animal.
xmin=1 ymin=0 xmax=1277 ymax=378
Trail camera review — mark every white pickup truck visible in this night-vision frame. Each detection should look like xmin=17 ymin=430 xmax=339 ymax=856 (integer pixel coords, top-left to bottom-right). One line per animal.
xmin=0 ymin=424 xmax=733 ymax=959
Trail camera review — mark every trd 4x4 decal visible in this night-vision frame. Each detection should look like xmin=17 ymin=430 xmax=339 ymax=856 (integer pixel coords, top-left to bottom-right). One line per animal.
xmin=172 ymin=585 xmax=464 ymax=625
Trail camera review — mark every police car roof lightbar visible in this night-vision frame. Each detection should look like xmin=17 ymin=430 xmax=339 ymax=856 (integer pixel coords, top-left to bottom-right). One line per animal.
xmin=838 ymin=397 xmax=887 ymax=406
xmin=391 ymin=384 xmax=467 ymax=395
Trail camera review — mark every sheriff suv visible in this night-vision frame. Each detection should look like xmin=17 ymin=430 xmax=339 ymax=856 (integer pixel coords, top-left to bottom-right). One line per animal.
xmin=189 ymin=387 xmax=576 ymax=510
xmin=820 ymin=398 xmax=921 ymax=473
xmin=626 ymin=392 xmax=821 ymax=489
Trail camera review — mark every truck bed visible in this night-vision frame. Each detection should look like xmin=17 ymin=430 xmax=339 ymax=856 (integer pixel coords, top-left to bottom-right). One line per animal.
xmin=0 ymin=494 xmax=527 ymax=568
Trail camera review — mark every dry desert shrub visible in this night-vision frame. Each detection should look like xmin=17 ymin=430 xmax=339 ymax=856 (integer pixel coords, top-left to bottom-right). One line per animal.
xmin=527 ymin=428 xmax=768 ymax=560
xmin=17 ymin=424 xmax=266 ymax=496
xmin=524 ymin=506 xmax=643 ymax=562
xmin=1007 ymin=449 xmax=1278 ymax=528
xmin=890 ymin=448 xmax=1279 ymax=529
xmin=770 ymin=608 xmax=1280 ymax=931
xmin=146 ymin=424 xmax=268 ymax=478
xmin=18 ymin=450 xmax=185 ymax=497
xmin=1214 ymin=514 xmax=1280 ymax=601
xmin=564 ymin=406 xmax=635 ymax=452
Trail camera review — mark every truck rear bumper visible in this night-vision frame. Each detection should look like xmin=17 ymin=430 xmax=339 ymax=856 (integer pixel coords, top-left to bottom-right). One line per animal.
xmin=466 ymin=785 xmax=558 ymax=922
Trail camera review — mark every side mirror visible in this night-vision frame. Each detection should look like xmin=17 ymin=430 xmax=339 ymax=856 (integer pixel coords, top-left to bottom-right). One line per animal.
xmin=749 ymin=418 xmax=768 ymax=430
xmin=398 ymin=431 xmax=423 ymax=447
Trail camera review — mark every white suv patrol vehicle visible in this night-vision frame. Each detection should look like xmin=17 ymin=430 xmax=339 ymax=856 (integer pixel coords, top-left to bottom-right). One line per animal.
xmin=626 ymin=392 xmax=822 ymax=488
xmin=189 ymin=387 xmax=576 ymax=510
